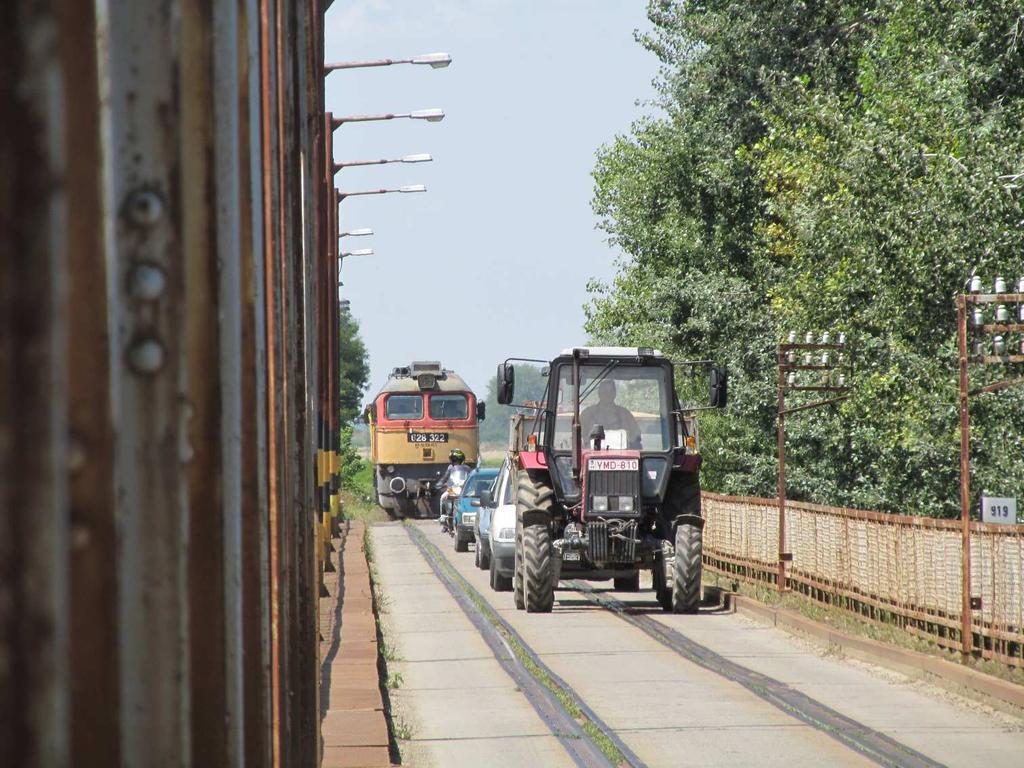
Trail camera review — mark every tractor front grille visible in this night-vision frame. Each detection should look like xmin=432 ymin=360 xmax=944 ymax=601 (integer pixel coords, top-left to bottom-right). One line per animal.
xmin=587 ymin=520 xmax=638 ymax=564
xmin=588 ymin=469 xmax=640 ymax=502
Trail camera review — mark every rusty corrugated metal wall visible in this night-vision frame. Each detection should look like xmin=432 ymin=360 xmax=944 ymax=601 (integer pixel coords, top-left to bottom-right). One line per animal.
xmin=1 ymin=1 xmax=341 ymax=766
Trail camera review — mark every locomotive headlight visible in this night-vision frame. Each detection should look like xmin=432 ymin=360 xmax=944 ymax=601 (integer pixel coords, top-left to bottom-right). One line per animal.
xmin=618 ymin=496 xmax=635 ymax=513
xmin=592 ymin=495 xmax=609 ymax=513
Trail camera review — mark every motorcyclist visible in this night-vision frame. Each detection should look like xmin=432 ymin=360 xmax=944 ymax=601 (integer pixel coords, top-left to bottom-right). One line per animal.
xmin=438 ymin=449 xmax=468 ymax=486
xmin=438 ymin=449 xmax=469 ymax=532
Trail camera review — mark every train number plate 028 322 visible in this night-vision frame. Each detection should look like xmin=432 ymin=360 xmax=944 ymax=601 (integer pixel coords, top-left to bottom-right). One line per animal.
xmin=407 ymin=432 xmax=448 ymax=443
xmin=587 ymin=458 xmax=639 ymax=472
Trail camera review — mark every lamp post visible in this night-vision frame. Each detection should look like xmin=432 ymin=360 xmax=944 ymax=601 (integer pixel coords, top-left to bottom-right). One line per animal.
xmin=340 ymin=228 xmax=373 ymax=238
xmin=324 ymin=52 xmax=452 ymax=72
xmin=338 ymin=185 xmax=426 ymax=201
xmin=776 ymin=331 xmax=852 ymax=591
xmin=333 ymin=154 xmax=432 ymax=174
xmin=330 ymin=109 xmax=444 ymax=129
xmin=340 ymin=248 xmax=374 ymax=259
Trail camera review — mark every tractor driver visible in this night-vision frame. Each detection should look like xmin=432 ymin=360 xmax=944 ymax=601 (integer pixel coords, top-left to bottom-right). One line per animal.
xmin=581 ymin=379 xmax=641 ymax=449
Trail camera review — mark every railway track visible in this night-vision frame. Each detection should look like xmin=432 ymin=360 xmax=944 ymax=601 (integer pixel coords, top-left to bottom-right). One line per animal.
xmin=567 ymin=581 xmax=945 ymax=768
xmin=403 ymin=522 xmax=646 ymax=768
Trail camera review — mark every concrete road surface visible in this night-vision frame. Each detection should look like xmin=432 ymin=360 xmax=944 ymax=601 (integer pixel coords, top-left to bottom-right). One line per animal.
xmin=372 ymin=521 xmax=1024 ymax=768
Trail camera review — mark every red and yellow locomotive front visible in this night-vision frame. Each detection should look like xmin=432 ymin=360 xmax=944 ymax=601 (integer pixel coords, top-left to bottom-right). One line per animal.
xmin=366 ymin=362 xmax=481 ymax=517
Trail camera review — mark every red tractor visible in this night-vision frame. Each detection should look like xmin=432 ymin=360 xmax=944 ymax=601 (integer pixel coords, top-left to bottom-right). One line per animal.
xmin=495 ymin=347 xmax=727 ymax=613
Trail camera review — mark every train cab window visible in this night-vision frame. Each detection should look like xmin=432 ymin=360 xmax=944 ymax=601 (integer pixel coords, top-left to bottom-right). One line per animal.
xmin=385 ymin=395 xmax=423 ymax=420
xmin=429 ymin=394 xmax=468 ymax=419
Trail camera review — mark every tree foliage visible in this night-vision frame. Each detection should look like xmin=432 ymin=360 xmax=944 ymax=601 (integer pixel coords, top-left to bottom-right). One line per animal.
xmin=339 ymin=311 xmax=370 ymax=425
xmin=589 ymin=0 xmax=1024 ymax=516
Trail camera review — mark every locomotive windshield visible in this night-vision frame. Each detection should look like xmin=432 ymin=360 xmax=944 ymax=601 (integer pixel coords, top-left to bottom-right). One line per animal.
xmin=385 ymin=395 xmax=423 ymax=419
xmin=552 ymin=363 xmax=671 ymax=451
xmin=429 ymin=394 xmax=469 ymax=419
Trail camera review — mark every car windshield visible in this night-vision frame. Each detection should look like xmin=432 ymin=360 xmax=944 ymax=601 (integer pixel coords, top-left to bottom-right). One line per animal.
xmin=464 ymin=475 xmax=495 ymax=497
xmin=552 ymin=362 xmax=671 ymax=451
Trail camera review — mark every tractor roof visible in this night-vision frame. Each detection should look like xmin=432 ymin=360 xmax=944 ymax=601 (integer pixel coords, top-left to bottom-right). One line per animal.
xmin=557 ymin=346 xmax=664 ymax=359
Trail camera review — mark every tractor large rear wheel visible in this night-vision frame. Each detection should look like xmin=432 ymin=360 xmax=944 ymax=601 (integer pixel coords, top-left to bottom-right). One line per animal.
xmin=522 ymin=524 xmax=554 ymax=613
xmin=672 ymin=521 xmax=702 ymax=613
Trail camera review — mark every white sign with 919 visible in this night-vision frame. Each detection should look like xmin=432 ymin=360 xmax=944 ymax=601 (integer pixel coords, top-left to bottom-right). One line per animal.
xmin=981 ymin=496 xmax=1017 ymax=525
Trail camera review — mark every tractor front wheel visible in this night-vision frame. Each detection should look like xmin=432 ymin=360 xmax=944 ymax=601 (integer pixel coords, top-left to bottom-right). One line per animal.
xmin=522 ymin=524 xmax=554 ymax=613
xmin=671 ymin=521 xmax=702 ymax=614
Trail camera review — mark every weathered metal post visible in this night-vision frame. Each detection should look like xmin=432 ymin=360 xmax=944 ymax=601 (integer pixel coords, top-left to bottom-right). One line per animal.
xmin=956 ymin=280 xmax=1024 ymax=660
xmin=957 ymin=294 xmax=973 ymax=657
xmin=776 ymin=333 xmax=852 ymax=594
xmin=1 ymin=3 xmax=71 ymax=764
xmin=777 ymin=351 xmax=788 ymax=590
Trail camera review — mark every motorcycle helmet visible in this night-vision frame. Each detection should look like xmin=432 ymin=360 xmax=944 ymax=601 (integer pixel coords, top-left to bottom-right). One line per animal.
xmin=449 ymin=449 xmax=466 ymax=464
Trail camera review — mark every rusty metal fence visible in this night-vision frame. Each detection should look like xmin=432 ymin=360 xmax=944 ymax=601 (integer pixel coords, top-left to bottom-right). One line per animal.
xmin=2 ymin=2 xmax=342 ymax=767
xmin=702 ymin=492 xmax=1024 ymax=667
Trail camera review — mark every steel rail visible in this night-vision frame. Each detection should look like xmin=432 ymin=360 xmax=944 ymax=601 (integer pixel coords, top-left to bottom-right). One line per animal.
xmin=402 ymin=523 xmax=646 ymax=768
xmin=567 ymin=582 xmax=947 ymax=768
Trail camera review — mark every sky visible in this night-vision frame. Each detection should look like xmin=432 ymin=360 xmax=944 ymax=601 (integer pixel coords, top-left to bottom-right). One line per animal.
xmin=324 ymin=0 xmax=658 ymax=399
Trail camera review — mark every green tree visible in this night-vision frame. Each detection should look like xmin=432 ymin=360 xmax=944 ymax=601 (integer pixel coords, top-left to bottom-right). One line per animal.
xmin=339 ymin=311 xmax=370 ymax=425
xmin=589 ymin=0 xmax=1024 ymax=516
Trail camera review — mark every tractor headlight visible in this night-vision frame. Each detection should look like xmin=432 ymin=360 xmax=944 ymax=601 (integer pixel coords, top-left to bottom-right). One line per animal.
xmin=618 ymin=496 xmax=635 ymax=513
xmin=497 ymin=527 xmax=515 ymax=542
xmin=386 ymin=465 xmax=395 ymax=474
xmin=592 ymin=495 xmax=609 ymax=513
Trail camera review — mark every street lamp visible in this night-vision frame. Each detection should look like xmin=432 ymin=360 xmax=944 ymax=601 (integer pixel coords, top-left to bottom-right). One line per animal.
xmin=333 ymin=154 xmax=432 ymax=173
xmin=338 ymin=185 xmax=426 ymax=201
xmin=324 ymin=52 xmax=452 ymax=72
xmin=341 ymin=228 xmax=374 ymax=237
xmin=340 ymin=248 xmax=374 ymax=259
xmin=330 ymin=109 xmax=444 ymax=129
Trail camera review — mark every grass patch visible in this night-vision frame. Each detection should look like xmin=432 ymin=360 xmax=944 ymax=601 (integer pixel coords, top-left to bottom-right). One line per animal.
xmin=341 ymin=458 xmax=390 ymax=524
xmin=386 ymin=671 xmax=404 ymax=690
xmin=405 ymin=522 xmax=630 ymax=767
xmin=393 ymin=716 xmax=413 ymax=741
xmin=704 ymin=571 xmax=1024 ymax=687
xmin=380 ymin=639 xmax=402 ymax=663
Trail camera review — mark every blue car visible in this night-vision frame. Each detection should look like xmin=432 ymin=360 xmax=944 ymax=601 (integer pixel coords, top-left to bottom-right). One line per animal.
xmin=452 ymin=467 xmax=499 ymax=553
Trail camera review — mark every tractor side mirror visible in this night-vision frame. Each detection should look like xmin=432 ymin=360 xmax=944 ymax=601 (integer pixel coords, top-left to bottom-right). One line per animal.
xmin=476 ymin=402 xmax=487 ymax=421
xmin=496 ymin=363 xmax=515 ymax=405
xmin=478 ymin=489 xmax=493 ymax=507
xmin=709 ymin=366 xmax=728 ymax=409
